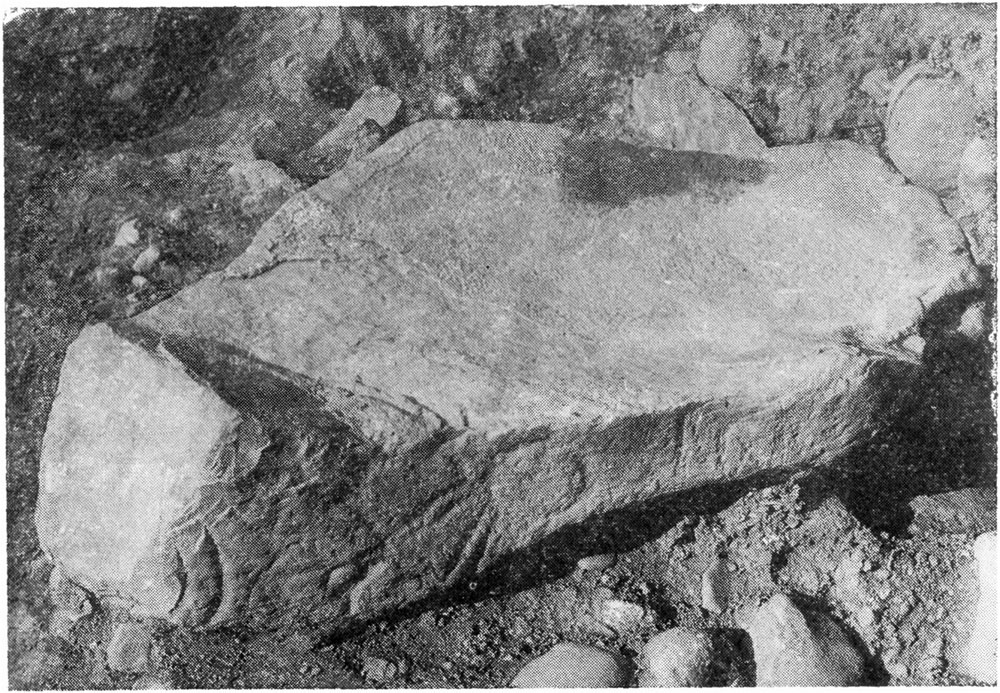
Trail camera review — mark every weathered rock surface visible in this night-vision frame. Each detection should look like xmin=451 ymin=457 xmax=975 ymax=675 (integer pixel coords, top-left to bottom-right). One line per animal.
xmin=955 ymin=532 xmax=997 ymax=684
xmin=908 ymin=487 xmax=996 ymax=537
xmin=510 ymin=642 xmax=628 ymax=688
xmin=696 ymin=17 xmax=754 ymax=91
xmin=106 ymin=621 xmax=155 ymax=674
xmin=628 ymin=72 xmax=766 ymax=158
xmin=227 ymin=160 xmax=302 ymax=216
xmin=37 ymin=120 xmax=982 ymax=635
xmin=749 ymin=593 xmax=866 ymax=686
xmin=885 ymin=63 xmax=979 ymax=193
xmin=638 ymin=627 xmax=721 ymax=686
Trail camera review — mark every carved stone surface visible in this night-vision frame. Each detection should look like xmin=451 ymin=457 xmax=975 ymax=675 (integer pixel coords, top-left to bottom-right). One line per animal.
xmin=37 ymin=120 xmax=982 ymax=635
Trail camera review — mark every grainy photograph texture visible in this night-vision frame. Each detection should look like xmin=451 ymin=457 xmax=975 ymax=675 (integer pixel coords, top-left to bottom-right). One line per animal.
xmin=4 ymin=4 xmax=998 ymax=689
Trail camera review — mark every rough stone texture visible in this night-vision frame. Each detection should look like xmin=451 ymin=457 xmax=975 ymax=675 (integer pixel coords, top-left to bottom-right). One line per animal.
xmin=696 ymin=17 xmax=754 ymax=91
xmin=955 ymin=532 xmax=997 ymax=684
xmin=749 ymin=593 xmax=866 ymax=686
xmin=510 ymin=642 xmax=628 ymax=688
xmin=908 ymin=488 xmax=997 ymax=537
xmin=309 ymin=86 xmax=401 ymax=155
xmin=628 ymin=72 xmax=766 ymax=158
xmin=37 ymin=120 xmax=983 ymax=635
xmin=638 ymin=627 xmax=717 ymax=686
xmin=287 ymin=86 xmax=401 ymax=185
xmin=106 ymin=621 xmax=154 ymax=674
xmin=227 ymin=160 xmax=302 ymax=216
xmin=885 ymin=64 xmax=979 ymax=193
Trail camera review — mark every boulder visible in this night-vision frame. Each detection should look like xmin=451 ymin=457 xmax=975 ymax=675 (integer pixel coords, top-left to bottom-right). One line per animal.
xmin=510 ymin=642 xmax=628 ymax=688
xmin=227 ymin=160 xmax=301 ymax=216
xmin=885 ymin=63 xmax=979 ymax=193
xmin=36 ymin=121 xmax=983 ymax=635
xmin=307 ymin=86 xmax=400 ymax=157
xmin=628 ymin=72 xmax=766 ymax=158
xmin=749 ymin=593 xmax=866 ymax=686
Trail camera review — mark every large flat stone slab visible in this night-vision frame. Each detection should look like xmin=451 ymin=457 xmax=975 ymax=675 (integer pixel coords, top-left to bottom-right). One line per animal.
xmin=37 ymin=121 xmax=982 ymax=635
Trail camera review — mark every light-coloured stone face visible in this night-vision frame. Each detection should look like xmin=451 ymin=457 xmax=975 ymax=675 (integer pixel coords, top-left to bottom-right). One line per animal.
xmin=640 ymin=627 xmax=715 ymax=686
xmin=156 ymin=122 xmax=981 ymax=435
xmin=628 ymin=72 xmax=766 ymax=158
xmin=35 ymin=121 xmax=986 ymax=635
xmin=957 ymin=532 xmax=997 ymax=684
xmin=510 ymin=642 xmax=628 ymax=688
xmin=749 ymin=593 xmax=865 ymax=686
xmin=36 ymin=324 xmax=240 ymax=607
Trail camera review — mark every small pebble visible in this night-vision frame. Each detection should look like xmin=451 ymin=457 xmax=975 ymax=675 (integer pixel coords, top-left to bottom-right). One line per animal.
xmin=132 ymin=275 xmax=150 ymax=290
xmin=461 ymin=74 xmax=480 ymax=98
xmin=133 ymin=246 xmax=161 ymax=275
xmin=639 ymin=627 xmax=717 ymax=686
xmin=114 ymin=219 xmax=141 ymax=247
xmin=757 ymin=32 xmax=786 ymax=63
xmin=599 ymin=598 xmax=646 ymax=633
xmin=362 ymin=656 xmax=401 ymax=684
xmin=901 ymin=334 xmax=925 ymax=358
xmin=90 ymin=265 xmax=125 ymax=291
xmin=577 ymin=553 xmax=616 ymax=573
xmin=701 ymin=555 xmax=729 ymax=614
xmin=326 ymin=564 xmax=358 ymax=593
xmin=860 ymin=67 xmax=891 ymax=105
xmin=163 ymin=207 xmax=186 ymax=226
xmin=958 ymin=301 xmax=989 ymax=340
xmin=886 ymin=661 xmax=909 ymax=680
xmin=132 ymin=673 xmax=173 ymax=690
xmin=432 ymin=92 xmax=461 ymax=119
xmin=510 ymin=642 xmax=628 ymax=688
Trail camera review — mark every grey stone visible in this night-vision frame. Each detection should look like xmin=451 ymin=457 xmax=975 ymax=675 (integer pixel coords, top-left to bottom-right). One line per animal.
xmin=37 ymin=121 xmax=982 ymax=635
xmin=958 ymin=302 xmax=990 ymax=340
xmin=114 ymin=218 xmax=141 ymax=247
xmin=701 ymin=556 xmax=730 ymax=614
xmin=308 ymin=86 xmax=400 ymax=158
xmin=749 ymin=594 xmax=866 ymax=686
xmin=908 ymin=487 xmax=996 ymax=536
xmin=696 ymin=17 xmax=754 ymax=91
xmin=510 ymin=642 xmax=628 ymax=688
xmin=106 ymin=621 xmax=154 ymax=674
xmin=132 ymin=245 xmax=161 ymax=276
xmin=362 ymin=656 xmax=404 ymax=683
xmin=577 ymin=553 xmax=616 ymax=573
xmin=958 ymin=136 xmax=996 ymax=215
xmin=597 ymin=598 xmax=646 ymax=634
xmin=639 ymin=627 xmax=716 ymax=686
xmin=227 ymin=160 xmax=301 ymax=216
xmin=860 ymin=67 xmax=891 ymax=106
xmin=954 ymin=532 xmax=997 ymax=684
xmin=628 ymin=72 xmax=765 ymax=158
xmin=886 ymin=63 xmax=979 ymax=193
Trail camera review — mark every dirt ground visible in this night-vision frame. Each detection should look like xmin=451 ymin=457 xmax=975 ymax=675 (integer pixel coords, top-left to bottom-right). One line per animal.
xmin=5 ymin=5 xmax=996 ymax=689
